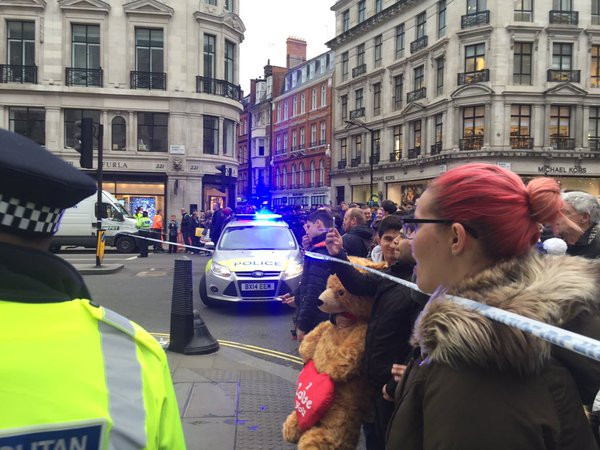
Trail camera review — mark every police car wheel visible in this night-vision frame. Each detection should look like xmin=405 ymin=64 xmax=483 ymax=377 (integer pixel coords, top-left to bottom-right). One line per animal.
xmin=200 ymin=275 xmax=220 ymax=307
xmin=115 ymin=236 xmax=136 ymax=253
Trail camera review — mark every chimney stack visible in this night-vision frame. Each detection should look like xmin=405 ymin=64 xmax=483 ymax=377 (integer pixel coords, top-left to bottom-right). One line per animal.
xmin=286 ymin=37 xmax=307 ymax=69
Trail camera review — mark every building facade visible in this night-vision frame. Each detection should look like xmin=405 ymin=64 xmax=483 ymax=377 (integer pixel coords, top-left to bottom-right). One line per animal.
xmin=328 ymin=0 xmax=600 ymax=208
xmin=0 ymin=0 xmax=244 ymax=217
xmin=271 ymin=44 xmax=335 ymax=208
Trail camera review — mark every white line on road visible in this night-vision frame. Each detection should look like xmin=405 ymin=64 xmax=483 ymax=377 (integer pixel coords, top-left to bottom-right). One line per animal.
xmin=62 ymin=257 xmax=137 ymax=262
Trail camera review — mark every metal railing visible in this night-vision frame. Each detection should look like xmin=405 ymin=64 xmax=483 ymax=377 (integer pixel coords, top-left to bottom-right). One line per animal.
xmin=196 ymin=76 xmax=241 ymax=101
xmin=459 ymin=136 xmax=484 ymax=150
xmin=349 ymin=107 xmax=365 ymax=119
xmin=338 ymin=159 xmax=347 ymax=169
xmin=352 ymin=63 xmax=367 ymax=78
xmin=410 ymin=35 xmax=428 ymax=54
xmin=407 ymin=87 xmax=426 ymax=103
xmin=589 ymin=138 xmax=600 ymax=152
xmin=408 ymin=147 xmax=421 ymax=159
xmin=461 ymin=10 xmax=490 ymax=28
xmin=549 ymin=10 xmax=578 ymax=25
xmin=458 ymin=69 xmax=490 ymax=85
xmin=430 ymin=141 xmax=442 ymax=155
xmin=551 ymin=136 xmax=575 ymax=150
xmin=510 ymin=136 xmax=534 ymax=149
xmin=350 ymin=157 xmax=361 ymax=167
xmin=547 ymin=69 xmax=580 ymax=82
xmin=0 ymin=64 xmax=37 ymax=84
xmin=130 ymin=71 xmax=166 ymax=90
xmin=370 ymin=153 xmax=380 ymax=164
xmin=65 ymin=67 xmax=103 ymax=87
xmin=389 ymin=151 xmax=401 ymax=162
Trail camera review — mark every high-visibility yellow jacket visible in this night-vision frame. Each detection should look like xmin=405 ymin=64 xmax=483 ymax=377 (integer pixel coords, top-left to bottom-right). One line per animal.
xmin=137 ymin=216 xmax=152 ymax=230
xmin=0 ymin=243 xmax=185 ymax=450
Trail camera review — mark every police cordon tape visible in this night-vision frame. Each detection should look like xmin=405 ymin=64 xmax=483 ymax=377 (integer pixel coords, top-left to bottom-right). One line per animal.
xmin=124 ymin=232 xmax=215 ymax=254
xmin=305 ymin=251 xmax=600 ymax=364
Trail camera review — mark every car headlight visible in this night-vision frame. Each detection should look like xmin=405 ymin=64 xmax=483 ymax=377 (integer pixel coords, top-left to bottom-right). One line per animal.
xmin=211 ymin=262 xmax=231 ymax=277
xmin=284 ymin=261 xmax=303 ymax=277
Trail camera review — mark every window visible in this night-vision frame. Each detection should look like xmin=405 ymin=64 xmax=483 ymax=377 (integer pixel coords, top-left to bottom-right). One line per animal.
xmin=358 ymin=0 xmax=366 ymax=23
xmin=375 ymin=0 xmax=383 ymax=14
xmin=374 ymin=35 xmax=382 ymax=67
xmin=434 ymin=113 xmax=443 ymax=145
xmin=342 ymin=52 xmax=349 ymax=80
xmin=292 ymin=130 xmax=297 ymax=149
xmin=395 ymin=24 xmax=405 ymax=59
xmin=71 ymin=24 xmax=100 ymax=71
xmin=552 ymin=43 xmax=572 ymax=70
xmin=277 ymin=103 xmax=282 ymax=122
xmin=594 ymin=0 xmax=600 ymax=24
xmin=225 ymin=0 xmax=233 ymax=11
xmin=467 ymin=0 xmax=486 ymax=13
xmin=321 ymin=84 xmax=327 ymax=106
xmin=343 ymin=9 xmax=350 ymax=32
xmin=65 ymin=109 xmax=100 ymax=149
xmin=320 ymin=121 xmax=326 ymax=144
xmin=203 ymin=115 xmax=219 ymax=154
xmin=436 ymin=56 xmax=444 ymax=95
xmin=284 ymin=101 xmax=289 ymax=119
xmin=300 ymin=128 xmax=305 ymax=149
xmin=513 ymin=42 xmax=532 ymax=85
xmin=293 ymin=96 xmax=298 ymax=116
xmin=550 ymin=105 xmax=570 ymax=138
xmin=9 ymin=107 xmax=45 ymax=145
xmin=355 ymin=88 xmax=363 ymax=109
xmin=312 ymin=88 xmax=317 ymax=109
xmin=111 ymin=116 xmax=126 ymax=151
xmin=514 ymin=0 xmax=533 ymax=21
xmin=411 ymin=120 xmax=422 ymax=150
xmin=319 ymin=160 xmax=325 ymax=186
xmin=136 ymin=112 xmax=168 ymax=152
xmin=372 ymin=130 xmax=381 ymax=157
xmin=300 ymin=93 xmax=306 ymax=113
xmin=373 ymin=82 xmax=381 ymax=115
xmin=438 ymin=1 xmax=447 ymax=37
xmin=225 ymin=40 xmax=235 ymax=83
xmin=465 ymin=43 xmax=485 ymax=72
xmin=393 ymin=75 xmax=403 ymax=110
xmin=258 ymin=138 xmax=265 ymax=155
xmin=341 ymin=138 xmax=348 ymax=161
xmin=593 ymin=46 xmax=600 ymax=87
xmin=414 ymin=65 xmax=425 ymax=90
xmin=341 ymin=95 xmax=348 ymax=120
xmin=416 ymin=12 xmax=426 ymax=39
xmin=223 ymin=119 xmax=235 ymax=156
xmin=204 ymin=34 xmax=216 ymax=78
xmin=510 ymin=105 xmax=531 ymax=144
xmin=393 ymin=125 xmax=403 ymax=159
xmin=462 ymin=105 xmax=485 ymax=140
xmin=310 ymin=161 xmax=316 ymax=186
xmin=553 ymin=0 xmax=572 ymax=11
xmin=282 ymin=167 xmax=287 ymax=188
xmin=311 ymin=123 xmax=317 ymax=146
xmin=357 ymin=43 xmax=365 ymax=66
xmin=299 ymin=163 xmax=305 ymax=186
xmin=589 ymin=107 xmax=600 ymax=149
xmin=275 ymin=168 xmax=279 ymax=190
xmin=283 ymin=132 xmax=288 ymax=150
xmin=7 ymin=21 xmax=35 ymax=82
xmin=354 ymin=134 xmax=362 ymax=159
xmin=206 ymin=0 xmax=217 ymax=4
xmin=276 ymin=135 xmax=281 ymax=154
xmin=136 ymin=28 xmax=163 ymax=73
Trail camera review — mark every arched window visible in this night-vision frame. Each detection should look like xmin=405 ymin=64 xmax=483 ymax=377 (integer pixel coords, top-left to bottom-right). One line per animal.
xmin=111 ymin=116 xmax=126 ymax=151
xmin=319 ymin=159 xmax=325 ymax=186
xmin=275 ymin=168 xmax=280 ymax=189
xmin=299 ymin=163 xmax=305 ymax=187
xmin=292 ymin=164 xmax=297 ymax=187
xmin=282 ymin=167 xmax=287 ymax=188
xmin=310 ymin=161 xmax=316 ymax=186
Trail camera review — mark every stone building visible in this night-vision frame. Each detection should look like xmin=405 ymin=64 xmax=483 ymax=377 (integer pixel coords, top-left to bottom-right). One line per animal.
xmin=328 ymin=0 xmax=600 ymax=207
xmin=0 ymin=0 xmax=245 ymax=217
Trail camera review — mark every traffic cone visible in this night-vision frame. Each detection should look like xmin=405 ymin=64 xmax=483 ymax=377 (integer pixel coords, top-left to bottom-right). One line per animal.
xmin=168 ymin=256 xmax=219 ymax=355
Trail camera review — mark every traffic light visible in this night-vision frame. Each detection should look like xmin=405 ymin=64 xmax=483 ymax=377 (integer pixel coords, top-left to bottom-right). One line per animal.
xmin=74 ymin=118 xmax=94 ymax=169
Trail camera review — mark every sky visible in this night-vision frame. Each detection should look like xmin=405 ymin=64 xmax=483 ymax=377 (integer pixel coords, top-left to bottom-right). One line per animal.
xmin=239 ymin=0 xmax=336 ymax=95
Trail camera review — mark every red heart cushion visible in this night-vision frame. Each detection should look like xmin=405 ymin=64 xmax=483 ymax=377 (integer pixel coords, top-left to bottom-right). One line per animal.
xmin=295 ymin=360 xmax=335 ymax=432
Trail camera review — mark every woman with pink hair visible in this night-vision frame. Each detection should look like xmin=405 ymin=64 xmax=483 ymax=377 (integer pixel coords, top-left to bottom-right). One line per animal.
xmin=387 ymin=163 xmax=600 ymax=450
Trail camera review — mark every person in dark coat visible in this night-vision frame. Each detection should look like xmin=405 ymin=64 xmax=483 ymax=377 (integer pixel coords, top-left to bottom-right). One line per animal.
xmin=180 ymin=209 xmax=193 ymax=253
xmin=209 ymin=202 xmax=225 ymax=245
xmin=341 ymin=207 xmax=373 ymax=257
xmin=167 ymin=215 xmax=178 ymax=253
xmin=386 ymin=163 xmax=600 ymax=450
xmin=190 ymin=210 xmax=201 ymax=254
xmin=325 ymin=215 xmax=428 ymax=449
xmin=557 ymin=191 xmax=600 ymax=259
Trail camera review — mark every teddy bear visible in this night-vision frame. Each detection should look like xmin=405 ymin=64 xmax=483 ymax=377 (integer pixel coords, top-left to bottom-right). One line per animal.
xmin=282 ymin=257 xmax=385 ymax=449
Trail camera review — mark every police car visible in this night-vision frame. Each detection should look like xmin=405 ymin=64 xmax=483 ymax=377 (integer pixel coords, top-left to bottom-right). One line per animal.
xmin=199 ymin=214 xmax=303 ymax=306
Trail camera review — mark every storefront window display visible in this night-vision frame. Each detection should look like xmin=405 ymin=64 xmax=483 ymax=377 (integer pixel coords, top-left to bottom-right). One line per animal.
xmin=104 ymin=181 xmax=165 ymax=218
xmin=351 ymin=184 xmax=377 ymax=204
xmin=386 ymin=182 xmax=428 ymax=208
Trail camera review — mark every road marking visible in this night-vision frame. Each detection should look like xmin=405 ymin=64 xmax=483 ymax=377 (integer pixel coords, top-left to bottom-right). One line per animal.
xmin=62 ymin=257 xmax=136 ymax=262
xmin=219 ymin=340 xmax=303 ymax=362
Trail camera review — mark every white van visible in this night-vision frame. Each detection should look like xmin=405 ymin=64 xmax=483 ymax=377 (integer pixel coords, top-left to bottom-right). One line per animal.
xmin=51 ymin=191 xmax=139 ymax=253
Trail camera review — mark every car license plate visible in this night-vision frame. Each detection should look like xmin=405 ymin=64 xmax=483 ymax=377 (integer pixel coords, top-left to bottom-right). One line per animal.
xmin=241 ymin=282 xmax=275 ymax=291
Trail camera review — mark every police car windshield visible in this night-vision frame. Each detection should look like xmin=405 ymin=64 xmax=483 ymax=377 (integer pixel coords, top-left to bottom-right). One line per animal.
xmin=219 ymin=226 xmax=297 ymax=250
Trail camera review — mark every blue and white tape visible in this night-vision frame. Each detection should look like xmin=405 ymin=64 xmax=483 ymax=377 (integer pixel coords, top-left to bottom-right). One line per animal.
xmin=306 ymin=251 xmax=600 ymax=363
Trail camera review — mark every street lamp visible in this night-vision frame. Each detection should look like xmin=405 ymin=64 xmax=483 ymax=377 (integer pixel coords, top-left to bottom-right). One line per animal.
xmin=345 ymin=119 xmax=377 ymax=206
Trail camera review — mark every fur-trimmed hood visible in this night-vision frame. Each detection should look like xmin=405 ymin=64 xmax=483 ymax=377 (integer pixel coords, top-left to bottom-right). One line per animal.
xmin=412 ymin=252 xmax=600 ymax=375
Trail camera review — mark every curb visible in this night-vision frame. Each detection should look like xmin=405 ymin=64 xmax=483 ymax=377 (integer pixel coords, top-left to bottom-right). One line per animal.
xmin=75 ymin=263 xmax=124 ymax=275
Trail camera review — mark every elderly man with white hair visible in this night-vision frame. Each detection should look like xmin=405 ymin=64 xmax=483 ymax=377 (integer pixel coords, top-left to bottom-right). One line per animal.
xmin=557 ymin=191 xmax=600 ymax=258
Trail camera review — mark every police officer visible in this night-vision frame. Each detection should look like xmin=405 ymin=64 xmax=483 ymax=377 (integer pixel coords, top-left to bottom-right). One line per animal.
xmin=136 ymin=210 xmax=152 ymax=258
xmin=0 ymin=129 xmax=185 ymax=449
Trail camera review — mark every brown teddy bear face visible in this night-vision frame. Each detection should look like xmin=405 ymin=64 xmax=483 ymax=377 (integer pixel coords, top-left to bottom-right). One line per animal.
xmin=318 ymin=273 xmax=374 ymax=321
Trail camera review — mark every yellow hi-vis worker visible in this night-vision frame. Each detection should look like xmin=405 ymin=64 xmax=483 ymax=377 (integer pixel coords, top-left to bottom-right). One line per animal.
xmin=0 ymin=129 xmax=185 ymax=449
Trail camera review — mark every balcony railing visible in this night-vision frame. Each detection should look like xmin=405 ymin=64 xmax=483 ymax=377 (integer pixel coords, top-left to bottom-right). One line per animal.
xmin=130 ymin=71 xmax=166 ymax=90
xmin=370 ymin=153 xmax=380 ymax=164
xmin=407 ymin=87 xmax=426 ymax=103
xmin=551 ymin=136 xmax=575 ymax=150
xmin=351 ymin=157 xmax=361 ymax=167
xmin=408 ymin=147 xmax=421 ymax=159
xmin=352 ymin=63 xmax=367 ymax=78
xmin=349 ymin=107 xmax=365 ymax=119
xmin=459 ymin=136 xmax=484 ymax=150
xmin=65 ymin=67 xmax=103 ymax=87
xmin=196 ymin=76 xmax=242 ymax=101
xmin=547 ymin=69 xmax=580 ymax=82
xmin=389 ymin=151 xmax=401 ymax=162
xmin=430 ymin=141 xmax=442 ymax=155
xmin=458 ymin=69 xmax=490 ymax=85
xmin=461 ymin=10 xmax=490 ymax=28
xmin=0 ymin=64 xmax=37 ymax=84
xmin=338 ymin=159 xmax=347 ymax=169
xmin=589 ymin=138 xmax=600 ymax=151
xmin=410 ymin=35 xmax=428 ymax=54
xmin=549 ymin=10 xmax=578 ymax=25
xmin=510 ymin=136 xmax=534 ymax=149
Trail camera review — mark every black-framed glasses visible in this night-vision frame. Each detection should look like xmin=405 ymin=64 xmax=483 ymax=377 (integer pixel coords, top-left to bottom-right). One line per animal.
xmin=402 ymin=218 xmax=479 ymax=239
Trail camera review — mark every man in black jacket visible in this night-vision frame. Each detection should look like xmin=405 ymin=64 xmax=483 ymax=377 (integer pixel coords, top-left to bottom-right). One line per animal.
xmin=558 ymin=191 xmax=600 ymax=259
xmin=325 ymin=215 xmax=428 ymax=450
xmin=341 ymin=207 xmax=373 ymax=257
xmin=209 ymin=202 xmax=225 ymax=245
xmin=288 ymin=209 xmax=332 ymax=341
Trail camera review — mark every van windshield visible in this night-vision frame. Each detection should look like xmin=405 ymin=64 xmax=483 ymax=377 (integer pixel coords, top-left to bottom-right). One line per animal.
xmin=115 ymin=203 xmax=132 ymax=218
xmin=218 ymin=226 xmax=297 ymax=250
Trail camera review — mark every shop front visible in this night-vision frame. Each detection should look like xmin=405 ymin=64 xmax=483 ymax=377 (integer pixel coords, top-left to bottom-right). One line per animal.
xmin=386 ymin=181 xmax=429 ymax=209
xmin=101 ymin=173 xmax=167 ymax=217
xmin=202 ymin=174 xmax=236 ymax=211
xmin=351 ymin=184 xmax=377 ymax=204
